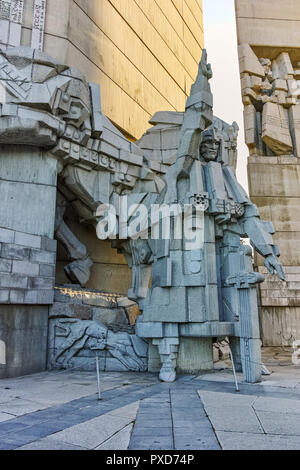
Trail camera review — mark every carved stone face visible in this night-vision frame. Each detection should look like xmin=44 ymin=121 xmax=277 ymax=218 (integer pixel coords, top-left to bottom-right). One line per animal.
xmin=64 ymin=99 xmax=90 ymax=128
xmin=200 ymin=138 xmax=220 ymax=161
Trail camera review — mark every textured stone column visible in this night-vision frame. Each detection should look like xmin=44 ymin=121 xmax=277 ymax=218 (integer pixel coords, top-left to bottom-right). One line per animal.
xmin=235 ymin=0 xmax=300 ymax=347
xmin=0 ymin=145 xmax=58 ymax=378
xmin=177 ymin=337 xmax=214 ymax=375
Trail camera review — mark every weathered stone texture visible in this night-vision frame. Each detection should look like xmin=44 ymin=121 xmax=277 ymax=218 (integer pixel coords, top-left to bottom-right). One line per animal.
xmin=17 ymin=0 xmax=204 ymax=140
xmin=235 ymin=0 xmax=300 ymax=346
xmin=0 ymin=228 xmax=57 ymax=305
xmin=0 ymin=305 xmax=48 ymax=379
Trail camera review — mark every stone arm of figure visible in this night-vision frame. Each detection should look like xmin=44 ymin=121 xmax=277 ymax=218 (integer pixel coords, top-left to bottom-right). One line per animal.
xmin=163 ymin=50 xmax=213 ymax=204
xmin=242 ymin=203 xmax=286 ymax=281
xmin=222 ymin=167 xmax=285 ymax=281
xmin=163 ymin=125 xmax=203 ymax=204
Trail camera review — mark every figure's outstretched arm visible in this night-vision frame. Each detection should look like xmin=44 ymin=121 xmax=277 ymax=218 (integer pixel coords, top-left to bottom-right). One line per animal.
xmin=222 ymin=166 xmax=285 ymax=281
xmin=242 ymin=203 xmax=285 ymax=281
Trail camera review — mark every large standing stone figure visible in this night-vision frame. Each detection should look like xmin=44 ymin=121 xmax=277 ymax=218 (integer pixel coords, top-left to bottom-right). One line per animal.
xmin=135 ymin=51 xmax=285 ymax=383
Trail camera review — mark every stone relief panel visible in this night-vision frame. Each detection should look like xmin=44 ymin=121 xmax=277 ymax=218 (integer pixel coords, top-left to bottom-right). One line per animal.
xmin=0 ymin=0 xmax=24 ymax=49
xmin=239 ymin=44 xmax=300 ymax=157
xmin=48 ymin=286 xmax=147 ymax=372
xmin=48 ymin=317 xmax=148 ymax=372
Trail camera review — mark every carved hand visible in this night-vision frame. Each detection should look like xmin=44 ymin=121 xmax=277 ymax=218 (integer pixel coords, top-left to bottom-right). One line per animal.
xmin=264 ymin=254 xmax=286 ymax=281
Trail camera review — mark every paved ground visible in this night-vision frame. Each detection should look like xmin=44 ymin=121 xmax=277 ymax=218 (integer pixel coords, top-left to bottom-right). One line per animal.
xmin=0 ymin=357 xmax=299 ymax=450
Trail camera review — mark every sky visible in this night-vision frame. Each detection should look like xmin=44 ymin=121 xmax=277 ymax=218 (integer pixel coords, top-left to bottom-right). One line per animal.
xmin=202 ymin=0 xmax=249 ymax=191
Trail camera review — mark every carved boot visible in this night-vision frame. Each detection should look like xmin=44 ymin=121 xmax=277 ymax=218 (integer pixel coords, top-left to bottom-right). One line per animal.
xmin=65 ymin=256 xmax=93 ymax=287
xmin=153 ymin=338 xmax=179 ymax=383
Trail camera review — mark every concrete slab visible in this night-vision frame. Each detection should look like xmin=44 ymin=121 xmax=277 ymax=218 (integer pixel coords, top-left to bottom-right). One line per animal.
xmin=95 ymin=423 xmax=133 ymax=450
xmin=50 ymin=413 xmax=134 ymax=449
xmin=0 ymin=369 xmax=300 ymax=450
xmin=0 ymin=412 xmax=14 ymax=423
xmin=17 ymin=436 xmax=88 ymax=451
xmin=217 ymin=431 xmax=300 ymax=450
xmin=129 ymin=436 xmax=174 ymax=450
xmin=0 ymin=398 xmax=48 ymax=416
xmin=201 ymin=404 xmax=263 ymax=434
xmin=198 ymin=391 xmax=257 ymax=407
xmin=174 ymin=434 xmax=220 ymax=451
xmin=107 ymin=402 xmax=139 ymax=420
xmin=257 ymin=410 xmax=300 ymax=436
xmin=253 ymin=396 xmax=300 ymax=414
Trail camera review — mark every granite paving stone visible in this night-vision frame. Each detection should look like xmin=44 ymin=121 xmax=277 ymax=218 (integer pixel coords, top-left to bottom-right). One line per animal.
xmin=95 ymin=424 xmax=133 ymax=450
xmin=0 ymin=412 xmax=14 ymax=423
xmin=0 ymin=368 xmax=299 ymax=450
xmin=201 ymin=404 xmax=264 ymax=434
xmin=174 ymin=436 xmax=221 ymax=451
xmin=17 ymin=437 xmax=88 ymax=451
xmin=253 ymin=396 xmax=300 ymax=414
xmin=256 ymin=410 xmax=300 ymax=436
xmin=129 ymin=436 xmax=174 ymax=451
xmin=48 ymin=413 xmax=135 ymax=449
xmin=217 ymin=431 xmax=300 ymax=450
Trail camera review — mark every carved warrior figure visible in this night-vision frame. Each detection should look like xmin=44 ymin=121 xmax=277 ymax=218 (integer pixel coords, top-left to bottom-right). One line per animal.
xmin=239 ymin=44 xmax=300 ymax=157
xmin=133 ymin=52 xmax=285 ymax=383
xmin=0 ymin=47 xmax=285 ymax=383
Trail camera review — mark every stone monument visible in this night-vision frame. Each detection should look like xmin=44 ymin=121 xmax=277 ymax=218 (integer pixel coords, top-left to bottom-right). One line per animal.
xmin=0 ymin=45 xmax=284 ymax=381
xmin=133 ymin=52 xmax=285 ymax=383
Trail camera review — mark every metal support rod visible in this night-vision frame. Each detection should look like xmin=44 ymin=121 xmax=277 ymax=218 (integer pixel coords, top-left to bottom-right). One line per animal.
xmin=95 ymin=354 xmax=102 ymax=400
xmin=229 ymin=347 xmax=240 ymax=392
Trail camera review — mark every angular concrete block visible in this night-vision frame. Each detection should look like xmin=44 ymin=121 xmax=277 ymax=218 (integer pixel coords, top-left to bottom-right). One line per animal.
xmin=0 ymin=305 xmax=48 ymax=378
xmin=0 ymin=228 xmax=15 ymax=244
xmin=39 ymin=264 xmax=56 ymax=277
xmin=147 ymin=342 xmax=161 ymax=373
xmin=177 ymin=338 xmax=213 ymax=374
xmin=14 ymin=232 xmax=41 ymax=249
xmin=164 ymin=323 xmax=179 ymax=338
xmin=12 ymin=260 xmax=39 ymax=276
xmin=28 ymin=277 xmax=55 ymax=290
xmin=0 ymin=259 xmax=12 ymax=273
xmin=136 ymin=320 xmax=163 ymax=338
xmin=1 ymin=244 xmax=29 ymax=261
xmin=0 ymin=290 xmax=9 ymax=303
xmin=30 ymin=250 xmax=56 ymax=265
xmin=49 ymin=302 xmax=93 ymax=320
xmin=41 ymin=236 xmax=57 ymax=253
xmin=0 ymin=180 xmax=57 ymax=238
xmin=9 ymin=289 xmax=25 ymax=304
xmin=24 ymin=290 xmax=54 ymax=305
xmin=0 ymin=273 xmax=28 ymax=289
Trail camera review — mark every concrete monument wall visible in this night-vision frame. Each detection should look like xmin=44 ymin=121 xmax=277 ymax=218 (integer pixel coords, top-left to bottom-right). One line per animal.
xmin=13 ymin=0 xmax=204 ymax=140
xmin=235 ymin=0 xmax=300 ymax=346
xmin=0 ymin=145 xmax=57 ymax=378
xmin=0 ymin=0 xmax=204 ymax=296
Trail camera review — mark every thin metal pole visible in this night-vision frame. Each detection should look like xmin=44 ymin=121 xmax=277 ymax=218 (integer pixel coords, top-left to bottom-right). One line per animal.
xmin=229 ymin=347 xmax=240 ymax=393
xmin=95 ymin=354 xmax=102 ymax=400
